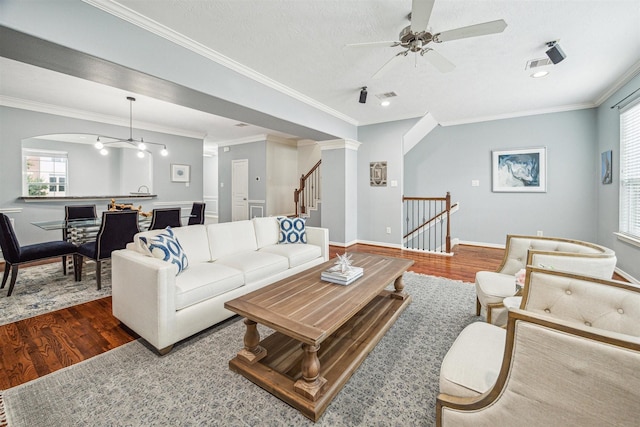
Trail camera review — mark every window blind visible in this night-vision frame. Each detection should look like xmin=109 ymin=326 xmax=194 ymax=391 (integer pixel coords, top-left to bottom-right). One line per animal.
xmin=620 ymin=98 xmax=640 ymax=239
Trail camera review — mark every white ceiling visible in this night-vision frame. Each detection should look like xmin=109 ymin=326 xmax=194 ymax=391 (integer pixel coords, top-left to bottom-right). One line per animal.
xmin=2 ymin=0 xmax=640 ymax=145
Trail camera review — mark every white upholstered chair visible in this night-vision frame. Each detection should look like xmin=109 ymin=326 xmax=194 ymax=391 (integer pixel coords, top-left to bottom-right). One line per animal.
xmin=438 ymin=267 xmax=640 ymax=426
xmin=475 ymin=235 xmax=616 ymax=325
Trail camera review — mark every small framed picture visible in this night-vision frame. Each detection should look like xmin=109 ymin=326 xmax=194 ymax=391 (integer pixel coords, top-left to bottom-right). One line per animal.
xmin=370 ymin=161 xmax=387 ymax=187
xmin=171 ymin=164 xmax=190 ymax=182
xmin=492 ymin=147 xmax=546 ymax=192
xmin=601 ymin=150 xmax=612 ymax=184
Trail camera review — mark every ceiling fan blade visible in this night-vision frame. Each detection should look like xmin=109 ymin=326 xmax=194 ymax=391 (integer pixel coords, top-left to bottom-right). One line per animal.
xmin=372 ymin=52 xmax=405 ymax=79
xmin=421 ymin=49 xmax=455 ymax=73
xmin=410 ymin=0 xmax=436 ymax=33
xmin=435 ymin=19 xmax=507 ymax=43
xmin=345 ymin=41 xmax=399 ymax=48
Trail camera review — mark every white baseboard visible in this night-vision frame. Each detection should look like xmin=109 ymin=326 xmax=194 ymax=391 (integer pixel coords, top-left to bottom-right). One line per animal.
xmin=458 ymin=240 xmax=506 ymax=249
xmin=329 ymin=239 xmax=359 ymax=248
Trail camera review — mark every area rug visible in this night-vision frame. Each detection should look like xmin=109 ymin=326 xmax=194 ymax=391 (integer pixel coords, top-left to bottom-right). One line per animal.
xmin=0 ymin=262 xmax=111 ymax=326
xmin=1 ymin=272 xmax=480 ymax=426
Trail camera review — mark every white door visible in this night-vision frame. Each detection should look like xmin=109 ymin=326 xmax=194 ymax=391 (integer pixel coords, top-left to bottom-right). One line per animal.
xmin=232 ymin=159 xmax=249 ymax=221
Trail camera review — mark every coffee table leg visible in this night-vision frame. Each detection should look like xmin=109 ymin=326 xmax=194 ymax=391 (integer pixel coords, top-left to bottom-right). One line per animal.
xmin=391 ymin=274 xmax=409 ymax=300
xmin=237 ymin=318 xmax=267 ymax=364
xmin=294 ymin=344 xmax=327 ymax=401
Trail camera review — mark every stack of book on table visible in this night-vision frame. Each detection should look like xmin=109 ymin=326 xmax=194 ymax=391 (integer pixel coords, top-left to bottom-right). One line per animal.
xmin=321 ymin=266 xmax=364 ymax=285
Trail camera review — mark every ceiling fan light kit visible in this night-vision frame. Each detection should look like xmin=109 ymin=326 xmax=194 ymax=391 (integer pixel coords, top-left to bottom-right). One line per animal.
xmin=95 ymin=96 xmax=169 ymax=157
xmin=347 ymin=0 xmax=508 ymax=79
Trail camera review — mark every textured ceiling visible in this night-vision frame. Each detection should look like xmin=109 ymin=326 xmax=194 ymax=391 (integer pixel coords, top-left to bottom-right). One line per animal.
xmin=2 ymin=0 xmax=640 ymax=144
xmin=112 ymin=0 xmax=640 ymax=125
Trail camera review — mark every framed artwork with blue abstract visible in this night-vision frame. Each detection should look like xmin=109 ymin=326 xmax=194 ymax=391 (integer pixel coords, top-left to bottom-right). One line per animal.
xmin=601 ymin=150 xmax=612 ymax=184
xmin=492 ymin=147 xmax=546 ymax=192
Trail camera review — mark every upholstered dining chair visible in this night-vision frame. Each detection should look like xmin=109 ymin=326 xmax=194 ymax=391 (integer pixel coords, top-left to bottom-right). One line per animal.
xmin=187 ymin=202 xmax=206 ymax=225
xmin=0 ymin=213 xmax=78 ymax=297
xmin=62 ymin=204 xmax=97 ymax=275
xmin=149 ymin=208 xmax=182 ymax=230
xmin=76 ymin=210 xmax=139 ymax=289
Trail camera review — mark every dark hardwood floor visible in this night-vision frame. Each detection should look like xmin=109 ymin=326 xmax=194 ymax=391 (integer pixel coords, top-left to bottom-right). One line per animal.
xmin=0 ymin=244 xmax=504 ymax=390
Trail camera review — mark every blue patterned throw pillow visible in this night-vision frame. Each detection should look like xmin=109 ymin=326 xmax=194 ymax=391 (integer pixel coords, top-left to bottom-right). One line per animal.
xmin=140 ymin=226 xmax=189 ymax=274
xmin=277 ymin=217 xmax=307 ymax=244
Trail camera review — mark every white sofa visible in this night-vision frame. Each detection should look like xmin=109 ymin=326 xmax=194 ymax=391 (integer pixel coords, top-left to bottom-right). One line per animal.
xmin=475 ymin=234 xmax=617 ymax=325
xmin=111 ymin=217 xmax=329 ymax=354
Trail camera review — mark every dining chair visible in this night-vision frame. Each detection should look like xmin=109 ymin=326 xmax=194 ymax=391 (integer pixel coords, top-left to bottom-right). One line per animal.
xmin=149 ymin=208 xmax=182 ymax=230
xmin=76 ymin=210 xmax=139 ymax=289
xmin=62 ymin=204 xmax=97 ymax=275
xmin=0 ymin=213 xmax=78 ymax=297
xmin=187 ymin=202 xmax=206 ymax=225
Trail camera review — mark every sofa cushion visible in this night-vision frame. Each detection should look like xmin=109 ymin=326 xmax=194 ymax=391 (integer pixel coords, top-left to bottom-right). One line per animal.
xmin=133 ymin=225 xmax=210 ymax=264
xmin=439 ymin=321 xmax=506 ymax=397
xmin=277 ymin=216 xmax=307 ymax=244
xmin=174 ymin=262 xmax=244 ymax=310
xmin=170 ymin=225 xmax=212 ymax=264
xmin=475 ymin=271 xmax=517 ymax=305
xmin=216 ymin=251 xmax=289 ymax=283
xmin=259 ymin=243 xmax=321 ymax=268
xmin=139 ymin=227 xmax=189 ymax=275
xmin=253 ymin=217 xmax=280 ymax=249
xmin=208 ymin=220 xmax=258 ymax=260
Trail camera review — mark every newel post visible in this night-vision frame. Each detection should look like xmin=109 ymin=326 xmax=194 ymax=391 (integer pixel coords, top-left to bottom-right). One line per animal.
xmin=445 ymin=191 xmax=451 ymax=253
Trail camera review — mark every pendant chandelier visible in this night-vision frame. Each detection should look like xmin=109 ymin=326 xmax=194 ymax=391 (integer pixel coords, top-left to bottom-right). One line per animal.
xmin=95 ymin=96 xmax=168 ymax=158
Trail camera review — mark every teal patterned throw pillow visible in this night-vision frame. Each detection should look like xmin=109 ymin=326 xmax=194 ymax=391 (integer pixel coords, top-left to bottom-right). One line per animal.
xmin=140 ymin=226 xmax=189 ymax=274
xmin=277 ymin=217 xmax=307 ymax=244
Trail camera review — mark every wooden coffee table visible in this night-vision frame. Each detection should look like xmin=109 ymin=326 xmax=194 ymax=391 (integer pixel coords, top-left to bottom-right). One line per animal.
xmin=224 ymin=252 xmax=414 ymax=421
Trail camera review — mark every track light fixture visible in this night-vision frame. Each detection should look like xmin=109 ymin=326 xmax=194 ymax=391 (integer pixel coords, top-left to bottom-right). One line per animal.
xmin=545 ymin=41 xmax=566 ymax=64
xmin=359 ymin=86 xmax=368 ymax=104
xmin=95 ymin=96 xmax=169 ymax=157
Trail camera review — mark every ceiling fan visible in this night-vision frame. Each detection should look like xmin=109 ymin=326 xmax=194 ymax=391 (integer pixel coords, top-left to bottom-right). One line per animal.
xmin=347 ymin=0 xmax=507 ymax=78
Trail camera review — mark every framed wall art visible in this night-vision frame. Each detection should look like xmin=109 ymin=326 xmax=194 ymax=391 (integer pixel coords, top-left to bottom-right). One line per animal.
xmin=370 ymin=161 xmax=387 ymax=187
xmin=171 ymin=164 xmax=191 ymax=183
xmin=492 ymin=147 xmax=546 ymax=192
xmin=601 ymin=150 xmax=612 ymax=184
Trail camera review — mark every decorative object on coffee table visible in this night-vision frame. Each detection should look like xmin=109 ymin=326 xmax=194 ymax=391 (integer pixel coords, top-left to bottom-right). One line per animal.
xmin=321 ymin=253 xmax=363 ymax=285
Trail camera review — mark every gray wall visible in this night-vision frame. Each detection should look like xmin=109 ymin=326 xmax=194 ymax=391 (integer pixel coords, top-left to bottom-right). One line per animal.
xmin=357 ymin=119 xmax=420 ymax=246
xmin=596 ymin=73 xmax=640 ymax=280
xmin=404 ymin=109 xmax=599 ymax=244
xmin=217 ymin=141 xmax=267 ymax=223
xmin=0 ymin=106 xmax=203 ymax=245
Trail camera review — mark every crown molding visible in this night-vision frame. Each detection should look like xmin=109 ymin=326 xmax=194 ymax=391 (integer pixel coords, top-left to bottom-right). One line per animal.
xmin=594 ymin=60 xmax=640 ymax=107
xmin=439 ymin=102 xmax=596 ymax=127
xmin=296 ymin=139 xmax=318 ymax=147
xmin=83 ymin=0 xmax=358 ymax=127
xmin=0 ymin=95 xmax=205 ymax=139
xmin=217 ymin=133 xmax=298 ymax=147
xmin=318 ymin=139 xmax=361 ymax=151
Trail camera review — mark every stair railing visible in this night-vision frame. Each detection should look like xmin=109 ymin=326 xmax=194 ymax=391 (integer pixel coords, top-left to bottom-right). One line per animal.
xmin=403 ymin=192 xmax=455 ymax=254
xmin=294 ymin=160 xmax=321 ymax=217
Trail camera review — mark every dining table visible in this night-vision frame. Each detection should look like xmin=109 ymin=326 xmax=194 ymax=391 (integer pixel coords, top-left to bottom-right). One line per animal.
xmin=32 ymin=213 xmax=191 ymax=244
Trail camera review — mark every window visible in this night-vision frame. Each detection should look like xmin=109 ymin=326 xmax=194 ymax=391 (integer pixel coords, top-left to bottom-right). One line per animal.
xmin=620 ymin=99 xmax=640 ymax=240
xmin=23 ymin=149 xmax=68 ymax=197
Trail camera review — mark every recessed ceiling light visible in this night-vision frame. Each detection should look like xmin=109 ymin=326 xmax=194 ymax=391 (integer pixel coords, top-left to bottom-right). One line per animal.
xmin=531 ymin=71 xmax=549 ymax=78
xmin=381 ymin=100 xmax=390 ymax=107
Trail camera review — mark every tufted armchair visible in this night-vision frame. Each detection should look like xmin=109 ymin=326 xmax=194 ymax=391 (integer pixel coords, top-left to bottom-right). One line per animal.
xmin=438 ymin=267 xmax=640 ymax=426
xmin=475 ymin=235 xmax=616 ymax=325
